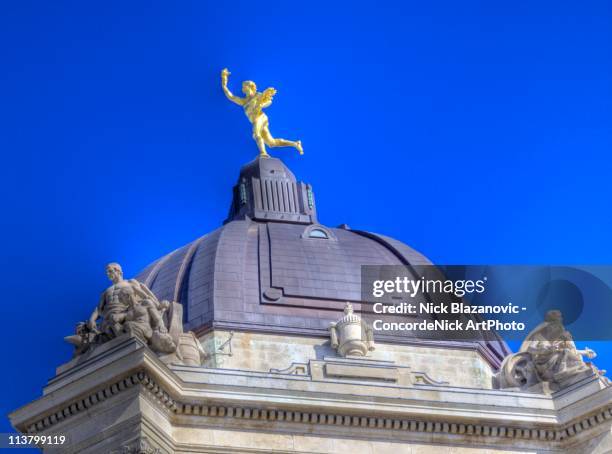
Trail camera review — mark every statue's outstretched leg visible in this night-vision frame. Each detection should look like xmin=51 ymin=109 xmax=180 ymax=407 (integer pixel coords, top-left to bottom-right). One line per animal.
xmin=262 ymin=125 xmax=303 ymax=155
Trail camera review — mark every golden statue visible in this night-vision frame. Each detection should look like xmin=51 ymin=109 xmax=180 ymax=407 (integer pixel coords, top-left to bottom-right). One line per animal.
xmin=221 ymin=68 xmax=303 ymax=157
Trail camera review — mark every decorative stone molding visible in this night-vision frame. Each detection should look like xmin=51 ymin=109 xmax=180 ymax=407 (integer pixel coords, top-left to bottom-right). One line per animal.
xmin=169 ymin=375 xmax=612 ymax=444
xmin=111 ymin=437 xmax=165 ymax=454
xmin=411 ymin=371 xmax=449 ymax=386
xmin=24 ymin=371 xmax=178 ymax=434
xmin=269 ymin=362 xmax=309 ymax=375
xmin=21 ymin=368 xmax=612 ymax=446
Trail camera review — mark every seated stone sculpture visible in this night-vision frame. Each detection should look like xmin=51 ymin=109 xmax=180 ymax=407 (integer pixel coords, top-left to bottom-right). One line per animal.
xmin=65 ymin=262 xmax=206 ymax=366
xmin=123 ymin=295 xmax=176 ymax=354
xmin=494 ymin=310 xmax=600 ymax=392
xmin=330 ymin=302 xmax=375 ymax=357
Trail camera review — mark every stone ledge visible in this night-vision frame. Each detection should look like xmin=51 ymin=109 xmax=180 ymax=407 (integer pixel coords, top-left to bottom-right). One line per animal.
xmin=17 ymin=368 xmax=612 ymax=449
xmin=9 ymin=337 xmax=612 ymax=451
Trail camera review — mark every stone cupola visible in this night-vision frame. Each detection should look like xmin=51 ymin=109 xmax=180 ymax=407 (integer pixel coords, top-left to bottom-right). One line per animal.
xmin=224 ymin=156 xmax=317 ymax=224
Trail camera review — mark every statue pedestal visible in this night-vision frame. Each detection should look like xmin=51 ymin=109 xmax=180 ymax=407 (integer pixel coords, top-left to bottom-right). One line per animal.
xmin=55 ymin=332 xmax=145 ymax=377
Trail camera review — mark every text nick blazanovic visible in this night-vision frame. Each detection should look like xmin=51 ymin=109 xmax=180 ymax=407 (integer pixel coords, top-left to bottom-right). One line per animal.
xmin=372 ymin=302 xmax=522 ymax=315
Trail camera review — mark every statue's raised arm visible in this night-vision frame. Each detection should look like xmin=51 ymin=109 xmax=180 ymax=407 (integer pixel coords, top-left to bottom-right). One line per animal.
xmin=221 ymin=68 xmax=245 ymax=106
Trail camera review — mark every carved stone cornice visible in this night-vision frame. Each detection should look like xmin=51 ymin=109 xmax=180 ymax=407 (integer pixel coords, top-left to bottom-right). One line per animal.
xmin=9 ymin=337 xmax=612 ymax=451
xmin=17 ymin=367 xmax=612 ymax=448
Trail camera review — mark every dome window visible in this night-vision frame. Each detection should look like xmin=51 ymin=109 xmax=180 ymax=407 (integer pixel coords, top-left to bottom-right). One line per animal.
xmin=302 ymin=225 xmax=336 ymax=241
xmin=308 ymin=228 xmax=329 ymax=239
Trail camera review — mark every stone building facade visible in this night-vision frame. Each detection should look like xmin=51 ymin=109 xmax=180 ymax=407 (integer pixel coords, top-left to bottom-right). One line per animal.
xmin=9 ymin=156 xmax=612 ymax=453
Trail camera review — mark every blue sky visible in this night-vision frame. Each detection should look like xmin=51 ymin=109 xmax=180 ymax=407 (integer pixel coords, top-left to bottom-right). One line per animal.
xmin=1 ymin=1 xmax=611 ymax=435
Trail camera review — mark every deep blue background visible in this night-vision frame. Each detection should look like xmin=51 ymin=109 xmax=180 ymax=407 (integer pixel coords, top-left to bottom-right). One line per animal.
xmin=1 ymin=1 xmax=611 ymax=435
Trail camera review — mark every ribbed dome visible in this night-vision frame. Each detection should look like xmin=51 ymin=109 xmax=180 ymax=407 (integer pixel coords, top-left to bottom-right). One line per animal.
xmin=136 ymin=219 xmax=432 ymax=332
xmin=136 ymin=157 xmax=509 ymax=367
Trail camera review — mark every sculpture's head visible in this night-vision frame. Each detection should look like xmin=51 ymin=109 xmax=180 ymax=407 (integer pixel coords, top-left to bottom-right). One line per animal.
xmin=105 ymin=262 xmax=123 ymax=284
xmin=545 ymin=310 xmax=563 ymax=324
xmin=242 ymin=80 xmax=256 ymax=97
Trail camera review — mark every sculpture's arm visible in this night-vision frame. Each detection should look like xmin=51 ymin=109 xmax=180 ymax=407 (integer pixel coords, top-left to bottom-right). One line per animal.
xmin=527 ymin=338 xmax=553 ymax=353
xmin=577 ymin=347 xmax=597 ymax=359
xmin=146 ymin=301 xmax=168 ymax=333
xmin=87 ymin=308 xmax=99 ymax=330
xmin=132 ymin=280 xmax=160 ymax=306
xmin=221 ymin=68 xmax=245 ymax=106
xmin=88 ymin=294 xmax=104 ymax=329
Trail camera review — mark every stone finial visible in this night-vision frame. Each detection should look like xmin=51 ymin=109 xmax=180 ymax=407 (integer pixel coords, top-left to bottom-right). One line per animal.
xmin=494 ymin=310 xmax=605 ymax=393
xmin=64 ymin=262 xmax=206 ymax=367
xmin=329 ymin=302 xmax=375 ymax=357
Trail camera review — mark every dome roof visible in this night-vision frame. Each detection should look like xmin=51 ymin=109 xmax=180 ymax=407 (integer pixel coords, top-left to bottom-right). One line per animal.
xmin=136 ymin=157 xmax=509 ymax=367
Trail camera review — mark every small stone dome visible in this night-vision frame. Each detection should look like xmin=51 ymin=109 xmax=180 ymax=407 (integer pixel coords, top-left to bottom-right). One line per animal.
xmin=136 ymin=157 xmax=509 ymax=367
